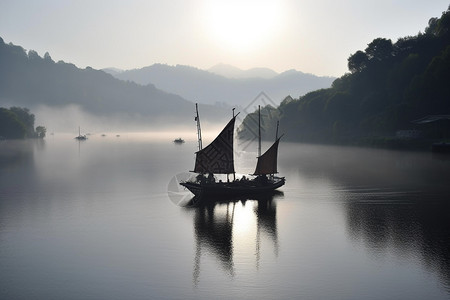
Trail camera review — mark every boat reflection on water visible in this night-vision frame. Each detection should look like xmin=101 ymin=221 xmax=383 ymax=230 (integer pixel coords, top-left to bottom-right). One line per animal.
xmin=345 ymin=190 xmax=450 ymax=290
xmin=184 ymin=191 xmax=283 ymax=285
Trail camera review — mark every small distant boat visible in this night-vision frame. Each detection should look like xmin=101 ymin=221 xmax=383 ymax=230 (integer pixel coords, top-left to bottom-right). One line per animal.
xmin=173 ymin=138 xmax=185 ymax=144
xmin=180 ymin=104 xmax=285 ymax=198
xmin=75 ymin=127 xmax=87 ymax=140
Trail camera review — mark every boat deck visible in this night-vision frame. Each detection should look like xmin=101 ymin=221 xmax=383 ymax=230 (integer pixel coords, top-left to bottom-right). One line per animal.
xmin=180 ymin=177 xmax=285 ymax=197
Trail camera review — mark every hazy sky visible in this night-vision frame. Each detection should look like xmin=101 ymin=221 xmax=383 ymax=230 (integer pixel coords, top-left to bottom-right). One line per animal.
xmin=1 ymin=0 xmax=448 ymax=77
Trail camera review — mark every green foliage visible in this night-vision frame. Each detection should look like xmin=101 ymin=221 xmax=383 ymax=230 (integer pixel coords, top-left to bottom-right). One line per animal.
xmin=365 ymin=38 xmax=394 ymax=62
xmin=0 ymin=108 xmax=27 ymax=139
xmin=9 ymin=107 xmax=35 ymax=137
xmin=348 ymin=51 xmax=368 ymax=73
xmin=0 ymin=107 xmax=43 ymax=139
xmin=425 ymin=6 xmax=450 ymax=38
xmin=237 ymin=105 xmax=280 ymax=140
xmin=239 ymin=5 xmax=450 ymax=147
xmin=35 ymin=126 xmax=46 ymax=138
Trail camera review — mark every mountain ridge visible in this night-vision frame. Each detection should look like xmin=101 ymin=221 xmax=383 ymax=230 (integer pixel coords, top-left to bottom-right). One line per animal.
xmin=207 ymin=63 xmax=279 ymax=79
xmin=0 ymin=38 xmax=229 ymax=131
xmin=105 ymin=63 xmax=335 ymax=107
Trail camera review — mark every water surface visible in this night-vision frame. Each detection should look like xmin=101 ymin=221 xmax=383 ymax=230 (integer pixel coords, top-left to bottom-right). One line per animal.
xmin=1 ymin=134 xmax=449 ymax=299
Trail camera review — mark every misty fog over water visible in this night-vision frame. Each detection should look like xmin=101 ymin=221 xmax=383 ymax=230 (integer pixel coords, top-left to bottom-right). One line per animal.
xmin=1 ymin=134 xmax=449 ymax=299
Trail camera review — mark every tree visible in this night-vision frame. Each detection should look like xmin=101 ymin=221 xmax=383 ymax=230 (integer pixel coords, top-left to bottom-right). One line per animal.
xmin=9 ymin=107 xmax=35 ymax=137
xmin=0 ymin=108 xmax=27 ymax=139
xmin=348 ymin=50 xmax=369 ymax=73
xmin=425 ymin=17 xmax=439 ymax=35
xmin=27 ymin=50 xmax=40 ymax=60
xmin=43 ymin=52 xmax=53 ymax=62
xmin=35 ymin=126 xmax=46 ymax=138
xmin=365 ymin=38 xmax=394 ymax=61
xmin=432 ymin=6 xmax=450 ymax=37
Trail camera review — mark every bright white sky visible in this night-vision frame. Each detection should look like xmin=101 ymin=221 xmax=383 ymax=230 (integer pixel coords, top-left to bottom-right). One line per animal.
xmin=0 ymin=0 xmax=448 ymax=77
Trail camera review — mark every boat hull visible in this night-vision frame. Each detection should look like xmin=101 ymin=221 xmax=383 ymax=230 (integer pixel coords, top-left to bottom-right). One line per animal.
xmin=180 ymin=177 xmax=285 ymax=198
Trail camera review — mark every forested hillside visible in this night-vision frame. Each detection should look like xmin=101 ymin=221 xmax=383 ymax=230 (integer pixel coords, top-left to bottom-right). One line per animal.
xmin=0 ymin=38 xmax=227 ymax=128
xmin=0 ymin=107 xmax=44 ymax=139
xmin=239 ymin=6 xmax=450 ymax=147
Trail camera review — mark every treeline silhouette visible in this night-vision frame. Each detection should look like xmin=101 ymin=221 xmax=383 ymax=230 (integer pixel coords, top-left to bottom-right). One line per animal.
xmin=0 ymin=38 xmax=227 ymax=126
xmin=0 ymin=107 xmax=45 ymax=139
xmin=239 ymin=6 xmax=450 ymax=147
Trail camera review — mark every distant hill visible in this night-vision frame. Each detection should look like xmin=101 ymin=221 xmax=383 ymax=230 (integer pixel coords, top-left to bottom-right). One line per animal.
xmin=208 ymin=63 xmax=278 ymax=79
xmin=0 ymin=38 xmax=229 ymax=131
xmin=105 ymin=64 xmax=335 ymax=107
xmin=102 ymin=67 xmax=124 ymax=76
xmin=238 ymin=5 xmax=450 ymax=148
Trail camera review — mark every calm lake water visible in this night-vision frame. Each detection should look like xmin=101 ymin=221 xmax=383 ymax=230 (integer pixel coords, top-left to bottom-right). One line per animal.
xmin=1 ymin=133 xmax=449 ymax=300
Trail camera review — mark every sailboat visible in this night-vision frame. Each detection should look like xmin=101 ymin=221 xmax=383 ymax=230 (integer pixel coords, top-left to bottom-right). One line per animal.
xmin=75 ymin=127 xmax=87 ymax=140
xmin=180 ymin=104 xmax=285 ymax=198
xmin=173 ymin=137 xmax=185 ymax=144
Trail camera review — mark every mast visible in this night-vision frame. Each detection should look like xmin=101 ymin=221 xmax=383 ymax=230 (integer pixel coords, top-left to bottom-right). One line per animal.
xmin=232 ymin=107 xmax=236 ymax=181
xmin=275 ymin=120 xmax=279 ymax=140
xmin=258 ymin=105 xmax=261 ymax=157
xmin=195 ymin=103 xmax=202 ymax=151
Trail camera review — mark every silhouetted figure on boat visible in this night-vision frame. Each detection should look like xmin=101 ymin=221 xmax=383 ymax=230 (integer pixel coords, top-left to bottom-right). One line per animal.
xmin=180 ymin=104 xmax=285 ymax=198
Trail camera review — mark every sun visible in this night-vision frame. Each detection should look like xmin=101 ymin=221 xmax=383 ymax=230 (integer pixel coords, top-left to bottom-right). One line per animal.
xmin=203 ymin=0 xmax=283 ymax=53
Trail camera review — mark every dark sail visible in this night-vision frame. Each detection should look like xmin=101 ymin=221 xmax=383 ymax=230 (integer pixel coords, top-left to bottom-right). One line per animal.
xmin=253 ymin=138 xmax=280 ymax=175
xmin=194 ymin=117 xmax=236 ymax=174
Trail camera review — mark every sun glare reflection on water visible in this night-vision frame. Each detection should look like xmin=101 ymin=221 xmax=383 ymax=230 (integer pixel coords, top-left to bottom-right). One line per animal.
xmin=232 ymin=201 xmax=257 ymax=236
xmin=1 ymin=137 xmax=450 ymax=299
